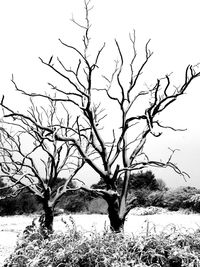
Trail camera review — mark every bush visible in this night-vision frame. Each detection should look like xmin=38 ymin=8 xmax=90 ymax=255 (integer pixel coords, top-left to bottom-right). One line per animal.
xmin=146 ymin=191 xmax=165 ymax=207
xmin=87 ymin=198 xmax=108 ymax=214
xmin=186 ymin=194 xmax=200 ymax=212
xmin=92 ymin=171 xmax=166 ymax=192
xmin=140 ymin=186 xmax=200 ymax=212
xmin=4 ymin=217 xmax=200 ymax=267
xmin=133 ymin=188 xmax=151 ymax=206
xmin=128 ymin=188 xmax=165 ymax=208
xmin=0 ymin=178 xmax=12 ymax=197
xmin=63 ymin=191 xmax=93 ymax=213
xmin=0 ymin=190 xmax=40 ymax=216
xmin=163 ymin=186 xmax=200 ymax=211
xmin=128 ymin=171 xmax=163 ymax=191
xmin=130 ymin=206 xmax=167 ymax=215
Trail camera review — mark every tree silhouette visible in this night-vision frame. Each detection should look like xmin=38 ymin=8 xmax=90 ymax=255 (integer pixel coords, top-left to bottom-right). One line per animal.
xmin=0 ymin=99 xmax=85 ymax=231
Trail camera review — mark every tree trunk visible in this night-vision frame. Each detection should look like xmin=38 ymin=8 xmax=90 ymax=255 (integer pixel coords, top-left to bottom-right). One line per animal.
xmin=39 ymin=198 xmax=54 ymax=234
xmin=106 ymin=194 xmax=125 ymax=232
xmin=39 ymin=188 xmax=54 ymax=233
xmin=43 ymin=203 xmax=54 ymax=232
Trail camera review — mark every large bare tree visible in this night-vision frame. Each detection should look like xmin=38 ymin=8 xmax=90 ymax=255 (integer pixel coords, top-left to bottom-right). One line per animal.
xmin=1 ymin=0 xmax=200 ymax=231
xmin=0 ymin=98 xmax=84 ymax=232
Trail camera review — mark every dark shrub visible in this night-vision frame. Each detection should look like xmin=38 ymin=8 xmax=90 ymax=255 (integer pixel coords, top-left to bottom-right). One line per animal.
xmin=0 ymin=189 xmax=40 ymax=215
xmin=185 ymin=194 xmax=200 ymax=212
xmin=64 ymin=191 xmax=93 ymax=213
xmin=87 ymin=198 xmax=108 ymax=214
xmin=147 ymin=190 xmax=165 ymax=207
xmin=163 ymin=186 xmax=200 ymax=211
xmin=133 ymin=188 xmax=151 ymax=206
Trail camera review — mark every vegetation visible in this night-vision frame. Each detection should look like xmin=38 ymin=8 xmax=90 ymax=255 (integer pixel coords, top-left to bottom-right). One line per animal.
xmin=0 ymin=177 xmax=11 ymax=197
xmin=0 ymin=190 xmax=40 ymax=216
xmin=0 ymin=1 xmax=200 ymax=266
xmin=92 ymin=171 xmax=167 ymax=191
xmin=91 ymin=170 xmax=167 ymax=210
xmin=4 ymin=216 xmax=200 ymax=267
xmin=163 ymin=186 xmax=200 ymax=211
xmin=186 ymin=194 xmax=200 ymax=212
xmin=1 ymin=172 xmax=200 ymax=215
xmin=0 ymin=0 xmax=199 ymax=232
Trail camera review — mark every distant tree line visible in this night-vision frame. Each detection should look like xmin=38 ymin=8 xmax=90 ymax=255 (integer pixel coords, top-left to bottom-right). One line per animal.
xmin=1 ymin=170 xmax=200 ymax=215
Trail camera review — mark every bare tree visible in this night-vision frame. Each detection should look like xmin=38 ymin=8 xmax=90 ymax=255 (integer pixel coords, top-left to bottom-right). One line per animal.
xmin=1 ymin=0 xmax=200 ymax=232
xmin=0 ymin=98 xmax=84 ymax=232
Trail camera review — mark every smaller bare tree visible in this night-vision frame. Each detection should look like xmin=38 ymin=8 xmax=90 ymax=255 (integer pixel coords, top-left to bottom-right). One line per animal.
xmin=0 ymin=98 xmax=84 ymax=232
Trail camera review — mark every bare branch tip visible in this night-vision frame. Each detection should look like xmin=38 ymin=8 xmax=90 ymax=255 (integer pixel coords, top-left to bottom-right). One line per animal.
xmin=1 ymin=95 xmax=4 ymax=105
xmin=49 ymin=55 xmax=53 ymax=65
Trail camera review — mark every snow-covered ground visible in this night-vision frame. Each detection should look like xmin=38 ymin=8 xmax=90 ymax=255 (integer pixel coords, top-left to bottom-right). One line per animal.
xmin=1 ymin=211 xmax=200 ymax=265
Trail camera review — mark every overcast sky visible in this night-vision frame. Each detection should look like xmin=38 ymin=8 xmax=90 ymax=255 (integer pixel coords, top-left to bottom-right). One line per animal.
xmin=0 ymin=0 xmax=200 ymax=188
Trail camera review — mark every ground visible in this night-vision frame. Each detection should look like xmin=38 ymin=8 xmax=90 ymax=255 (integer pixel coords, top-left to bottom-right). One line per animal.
xmin=0 ymin=208 xmax=200 ymax=265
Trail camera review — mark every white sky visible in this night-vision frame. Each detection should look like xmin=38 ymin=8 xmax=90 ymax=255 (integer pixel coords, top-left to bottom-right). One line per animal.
xmin=0 ymin=0 xmax=200 ymax=188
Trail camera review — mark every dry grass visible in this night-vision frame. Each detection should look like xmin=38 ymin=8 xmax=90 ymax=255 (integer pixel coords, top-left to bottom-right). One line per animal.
xmin=1 ymin=209 xmax=200 ymax=266
xmin=2 ymin=214 xmax=200 ymax=267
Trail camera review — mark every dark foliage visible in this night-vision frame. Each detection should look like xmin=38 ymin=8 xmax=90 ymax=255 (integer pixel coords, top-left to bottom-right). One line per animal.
xmin=92 ymin=171 xmax=167 ymax=209
xmin=0 ymin=178 xmax=84 ymax=216
xmin=128 ymin=171 xmax=164 ymax=191
xmin=92 ymin=170 xmax=165 ymax=191
xmin=0 ymin=189 xmax=40 ymax=215
xmin=163 ymin=186 xmax=200 ymax=211
xmin=63 ymin=190 xmax=93 ymax=213
xmin=185 ymin=194 xmax=200 ymax=212
xmin=0 ymin=178 xmax=12 ymax=197
xmin=147 ymin=190 xmax=166 ymax=207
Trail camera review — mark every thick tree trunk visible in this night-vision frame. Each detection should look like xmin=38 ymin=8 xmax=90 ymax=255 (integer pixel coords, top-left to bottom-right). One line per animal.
xmin=39 ymin=198 xmax=54 ymax=235
xmin=108 ymin=206 xmax=125 ymax=232
xmin=106 ymin=194 xmax=125 ymax=232
xmin=39 ymin=188 xmax=54 ymax=233
xmin=43 ymin=204 xmax=54 ymax=232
